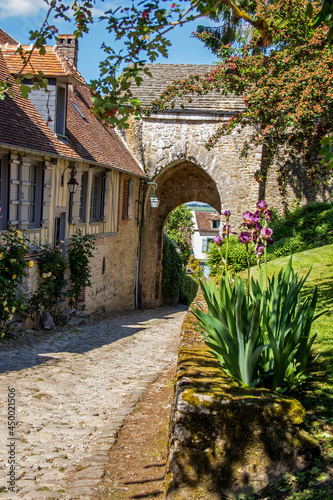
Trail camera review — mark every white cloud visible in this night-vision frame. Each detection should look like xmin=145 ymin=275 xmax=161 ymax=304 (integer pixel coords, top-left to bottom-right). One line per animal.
xmin=0 ymin=0 xmax=47 ymax=19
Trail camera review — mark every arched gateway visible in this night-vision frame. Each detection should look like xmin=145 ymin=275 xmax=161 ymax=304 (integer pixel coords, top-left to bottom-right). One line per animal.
xmin=124 ymin=64 xmax=264 ymax=307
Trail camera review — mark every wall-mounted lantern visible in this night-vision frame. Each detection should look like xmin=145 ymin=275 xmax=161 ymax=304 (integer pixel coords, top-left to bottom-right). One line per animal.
xmin=147 ymin=181 xmax=159 ymax=208
xmin=61 ymin=165 xmax=79 ymax=193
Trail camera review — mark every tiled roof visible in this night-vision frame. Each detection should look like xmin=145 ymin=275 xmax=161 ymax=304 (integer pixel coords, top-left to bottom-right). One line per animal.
xmin=67 ymin=85 xmax=144 ymax=176
xmin=0 ymin=46 xmax=145 ymax=178
xmin=1 ymin=45 xmax=85 ymax=85
xmin=131 ymin=64 xmax=245 ymax=112
xmin=0 ymin=29 xmax=17 ymax=45
xmin=194 ymin=211 xmax=220 ymax=232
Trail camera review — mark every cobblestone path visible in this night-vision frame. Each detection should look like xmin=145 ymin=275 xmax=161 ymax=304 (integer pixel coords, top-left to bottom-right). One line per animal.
xmin=0 ymin=305 xmax=187 ymax=499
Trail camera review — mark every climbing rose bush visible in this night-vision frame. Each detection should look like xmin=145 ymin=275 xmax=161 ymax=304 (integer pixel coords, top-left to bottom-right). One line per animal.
xmin=0 ymin=229 xmax=33 ymax=337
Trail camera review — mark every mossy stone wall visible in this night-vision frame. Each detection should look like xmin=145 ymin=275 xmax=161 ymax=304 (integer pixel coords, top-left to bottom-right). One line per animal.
xmin=165 ymin=297 xmax=318 ymax=499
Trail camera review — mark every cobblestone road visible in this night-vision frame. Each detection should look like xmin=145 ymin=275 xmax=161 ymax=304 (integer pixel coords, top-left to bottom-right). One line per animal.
xmin=0 ymin=305 xmax=187 ymax=499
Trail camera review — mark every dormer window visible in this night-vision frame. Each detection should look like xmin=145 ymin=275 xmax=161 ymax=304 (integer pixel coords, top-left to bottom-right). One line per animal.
xmin=211 ymin=219 xmax=220 ymax=229
xmin=56 ymin=84 xmax=67 ymax=137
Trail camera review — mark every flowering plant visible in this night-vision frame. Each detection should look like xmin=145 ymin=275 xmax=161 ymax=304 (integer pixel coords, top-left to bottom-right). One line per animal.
xmin=193 ymin=201 xmax=320 ymax=392
xmin=28 ymin=244 xmax=67 ymax=325
xmin=238 ymin=200 xmax=274 ymax=289
xmin=0 ymin=229 xmax=33 ymax=337
xmin=67 ymin=230 xmax=95 ymax=310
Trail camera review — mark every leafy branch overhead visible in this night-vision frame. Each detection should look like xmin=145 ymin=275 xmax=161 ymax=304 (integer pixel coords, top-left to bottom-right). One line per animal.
xmin=0 ymin=0 xmax=303 ymax=126
xmin=148 ymin=0 xmax=333 ymax=210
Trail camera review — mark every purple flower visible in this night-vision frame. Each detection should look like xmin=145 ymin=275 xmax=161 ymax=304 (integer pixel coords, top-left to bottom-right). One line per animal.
xmin=238 ymin=231 xmax=251 ymax=244
xmin=267 ymin=237 xmax=274 ymax=245
xmin=6 ymin=246 xmax=10 ymax=252
xmin=260 ymin=227 xmax=273 ymax=240
xmin=256 ymin=200 xmax=268 ymax=211
xmin=264 ymin=209 xmax=272 ymax=222
xmin=242 ymin=211 xmax=254 ymax=224
xmin=256 ymin=244 xmax=264 ymax=257
xmin=223 ymin=210 xmax=231 ymax=218
xmin=223 ymin=223 xmax=232 ymax=235
xmin=214 ymin=235 xmax=223 ymax=246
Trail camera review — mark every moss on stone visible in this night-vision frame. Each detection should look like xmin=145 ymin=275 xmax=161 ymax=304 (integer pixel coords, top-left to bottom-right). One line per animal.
xmin=166 ymin=299 xmax=319 ymax=500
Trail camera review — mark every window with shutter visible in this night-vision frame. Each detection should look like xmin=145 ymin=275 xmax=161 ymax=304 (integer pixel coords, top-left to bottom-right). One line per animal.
xmin=89 ymin=172 xmax=104 ymax=223
xmin=0 ymin=156 xmax=8 ymax=229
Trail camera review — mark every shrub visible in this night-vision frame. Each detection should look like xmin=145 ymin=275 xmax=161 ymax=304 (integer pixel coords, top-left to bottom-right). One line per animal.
xmin=162 ymin=234 xmax=183 ymax=303
xmin=29 ymin=244 xmax=67 ymax=325
xmin=206 ymin=202 xmax=333 ymax=275
xmin=0 ymin=230 xmax=33 ymax=337
xmin=267 ymin=201 xmax=333 ymax=259
xmin=179 ymin=274 xmax=199 ymax=306
xmin=67 ymin=230 xmax=95 ymax=309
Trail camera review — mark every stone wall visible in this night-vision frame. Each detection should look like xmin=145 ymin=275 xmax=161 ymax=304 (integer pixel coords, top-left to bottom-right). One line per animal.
xmin=127 ymin=114 xmax=262 ymax=223
xmin=84 ymin=174 xmax=141 ymax=313
xmin=166 ymin=302 xmax=319 ymax=499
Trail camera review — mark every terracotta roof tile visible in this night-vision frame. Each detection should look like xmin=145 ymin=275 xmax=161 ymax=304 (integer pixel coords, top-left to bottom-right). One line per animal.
xmin=195 ymin=211 xmax=220 ymax=232
xmin=1 ymin=45 xmax=85 ymax=84
xmin=0 ymin=29 xmax=17 ymax=45
xmin=0 ymin=43 xmax=145 ymax=178
xmin=67 ymin=85 xmax=144 ymax=176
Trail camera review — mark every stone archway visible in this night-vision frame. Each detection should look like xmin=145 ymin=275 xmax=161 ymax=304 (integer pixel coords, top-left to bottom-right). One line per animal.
xmin=140 ymin=159 xmax=221 ymax=307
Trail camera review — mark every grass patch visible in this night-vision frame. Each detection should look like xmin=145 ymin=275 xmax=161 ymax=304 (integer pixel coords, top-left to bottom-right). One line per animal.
xmin=243 ymin=244 xmax=333 ymax=499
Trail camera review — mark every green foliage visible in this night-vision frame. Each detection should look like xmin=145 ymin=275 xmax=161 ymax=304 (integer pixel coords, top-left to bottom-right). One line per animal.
xmin=206 ymin=202 xmax=333 ymax=275
xmin=152 ymin=0 xmax=333 ymax=209
xmin=192 ymin=275 xmax=266 ymax=387
xmin=268 ymin=202 xmax=333 ymax=258
xmin=164 ymin=205 xmax=194 ymax=267
xmin=320 ymin=136 xmax=333 ymax=170
xmin=207 ymin=237 xmax=254 ymax=275
xmin=179 ymin=274 xmax=199 ymax=306
xmin=29 ymin=244 xmax=67 ymax=324
xmin=187 ymin=255 xmax=204 ymax=280
xmin=192 ymin=259 xmax=321 ymax=391
xmin=67 ymin=230 xmax=96 ymax=309
xmin=162 ymin=234 xmax=183 ymax=303
xmin=0 ymin=230 xmax=33 ymax=337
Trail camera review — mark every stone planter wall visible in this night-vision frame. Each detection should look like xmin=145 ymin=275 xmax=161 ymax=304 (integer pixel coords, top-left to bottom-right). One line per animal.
xmin=165 ymin=298 xmax=318 ymax=499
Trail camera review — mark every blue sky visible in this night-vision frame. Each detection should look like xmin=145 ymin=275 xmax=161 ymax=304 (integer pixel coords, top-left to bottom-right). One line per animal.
xmin=0 ymin=0 xmax=218 ymax=83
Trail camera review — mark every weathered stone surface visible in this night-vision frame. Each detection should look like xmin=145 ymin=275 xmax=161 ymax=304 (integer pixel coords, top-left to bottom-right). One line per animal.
xmin=67 ymin=317 xmax=87 ymax=327
xmin=59 ymin=308 xmax=77 ymax=324
xmin=43 ymin=312 xmax=55 ymax=330
xmin=0 ymin=305 xmax=186 ymax=498
xmin=166 ymin=305 xmax=319 ymax=499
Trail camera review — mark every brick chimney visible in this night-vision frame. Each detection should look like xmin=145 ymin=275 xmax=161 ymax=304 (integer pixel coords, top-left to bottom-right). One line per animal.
xmin=56 ymin=34 xmax=78 ymax=68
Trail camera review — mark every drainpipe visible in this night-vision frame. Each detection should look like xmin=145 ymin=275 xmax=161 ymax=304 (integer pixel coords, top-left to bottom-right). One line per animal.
xmin=135 ymin=180 xmax=146 ymax=309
